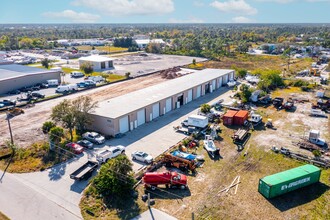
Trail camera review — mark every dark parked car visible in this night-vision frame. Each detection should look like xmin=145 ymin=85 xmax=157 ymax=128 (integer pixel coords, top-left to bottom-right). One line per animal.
xmin=0 ymin=99 xmax=16 ymax=106
xmin=7 ymin=89 xmax=21 ymax=95
xmin=77 ymin=140 xmax=94 ymax=149
xmin=31 ymin=92 xmax=45 ymax=99
xmin=77 ymin=80 xmax=96 ymax=88
xmin=30 ymin=86 xmax=40 ymax=91
xmin=20 ymin=87 xmax=33 ymax=92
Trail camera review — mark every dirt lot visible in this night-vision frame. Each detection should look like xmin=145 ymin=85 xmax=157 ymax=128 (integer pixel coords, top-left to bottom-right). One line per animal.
xmin=0 ymin=73 xmax=168 ymax=148
xmin=203 ymin=54 xmax=312 ymax=74
xmin=132 ymin=88 xmax=330 ymax=220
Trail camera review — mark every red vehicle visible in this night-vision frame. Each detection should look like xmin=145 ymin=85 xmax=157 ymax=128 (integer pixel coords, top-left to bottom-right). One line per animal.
xmin=142 ymin=171 xmax=188 ymax=190
xmin=66 ymin=142 xmax=84 ymax=154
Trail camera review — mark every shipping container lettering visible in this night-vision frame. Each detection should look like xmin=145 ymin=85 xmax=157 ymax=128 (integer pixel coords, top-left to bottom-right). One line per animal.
xmin=281 ymin=177 xmax=310 ymax=190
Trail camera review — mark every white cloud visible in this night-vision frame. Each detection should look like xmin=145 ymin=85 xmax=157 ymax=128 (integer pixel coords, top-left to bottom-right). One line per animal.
xmin=43 ymin=10 xmax=100 ymax=23
xmin=232 ymin=16 xmax=254 ymax=23
xmin=210 ymin=0 xmax=257 ymax=15
xmin=255 ymin=0 xmax=294 ymax=3
xmin=72 ymin=0 xmax=174 ymax=16
xmin=169 ymin=17 xmax=204 ymax=23
xmin=193 ymin=1 xmax=205 ymax=7
xmin=256 ymin=0 xmax=330 ymax=3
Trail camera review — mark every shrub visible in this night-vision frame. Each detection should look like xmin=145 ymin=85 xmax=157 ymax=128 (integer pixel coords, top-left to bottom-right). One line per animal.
xmin=200 ymin=104 xmax=211 ymax=114
xmin=42 ymin=121 xmax=56 ymax=133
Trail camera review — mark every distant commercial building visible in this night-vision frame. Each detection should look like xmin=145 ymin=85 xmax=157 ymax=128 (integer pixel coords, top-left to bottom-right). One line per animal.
xmin=89 ymin=68 xmax=235 ymax=136
xmin=78 ymin=55 xmax=114 ymax=71
xmin=135 ymin=39 xmax=165 ymax=49
xmin=0 ymin=64 xmax=61 ymax=94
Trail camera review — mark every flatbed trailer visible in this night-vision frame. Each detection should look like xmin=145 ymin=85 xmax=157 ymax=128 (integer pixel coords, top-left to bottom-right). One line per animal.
xmin=70 ymin=161 xmax=98 ymax=181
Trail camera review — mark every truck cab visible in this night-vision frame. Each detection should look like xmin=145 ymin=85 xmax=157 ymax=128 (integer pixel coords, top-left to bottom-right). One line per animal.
xmin=142 ymin=171 xmax=188 ymax=190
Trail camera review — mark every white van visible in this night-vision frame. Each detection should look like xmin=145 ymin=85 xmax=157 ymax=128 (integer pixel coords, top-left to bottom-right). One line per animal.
xmin=71 ymin=71 xmax=84 ymax=78
xmin=55 ymin=84 xmax=78 ymax=93
xmin=47 ymin=79 xmax=59 ymax=87
xmin=87 ymin=76 xmax=105 ymax=83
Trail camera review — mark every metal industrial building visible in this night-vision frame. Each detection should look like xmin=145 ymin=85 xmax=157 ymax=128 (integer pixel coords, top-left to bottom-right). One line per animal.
xmin=0 ymin=64 xmax=61 ymax=94
xmin=89 ymin=68 xmax=234 ymax=136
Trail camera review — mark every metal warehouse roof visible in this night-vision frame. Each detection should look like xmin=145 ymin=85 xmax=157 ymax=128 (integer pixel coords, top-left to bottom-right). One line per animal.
xmin=0 ymin=64 xmax=57 ymax=81
xmin=261 ymin=165 xmax=320 ymax=186
xmin=93 ymin=68 xmax=233 ymax=119
xmin=79 ymin=55 xmax=113 ymax=62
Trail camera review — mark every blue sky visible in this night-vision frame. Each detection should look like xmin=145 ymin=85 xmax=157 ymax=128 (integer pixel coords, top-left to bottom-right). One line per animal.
xmin=0 ymin=0 xmax=329 ymax=23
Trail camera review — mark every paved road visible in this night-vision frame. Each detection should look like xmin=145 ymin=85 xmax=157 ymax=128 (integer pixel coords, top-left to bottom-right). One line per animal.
xmin=0 ymin=169 xmax=82 ymax=220
xmin=0 ymin=86 xmax=234 ymax=219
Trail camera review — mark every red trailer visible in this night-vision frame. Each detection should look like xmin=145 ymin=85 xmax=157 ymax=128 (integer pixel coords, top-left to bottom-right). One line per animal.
xmin=142 ymin=171 xmax=188 ymax=190
xmin=233 ymin=110 xmax=249 ymax=125
xmin=222 ymin=110 xmax=238 ymax=125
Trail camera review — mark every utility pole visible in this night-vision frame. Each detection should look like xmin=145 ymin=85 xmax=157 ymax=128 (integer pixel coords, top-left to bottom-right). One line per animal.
xmin=6 ymin=113 xmax=14 ymax=145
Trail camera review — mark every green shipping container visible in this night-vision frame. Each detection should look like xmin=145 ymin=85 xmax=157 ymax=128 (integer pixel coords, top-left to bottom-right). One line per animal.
xmin=258 ymin=164 xmax=321 ymax=199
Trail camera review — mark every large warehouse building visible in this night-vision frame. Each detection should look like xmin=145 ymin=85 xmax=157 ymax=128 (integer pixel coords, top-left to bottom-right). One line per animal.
xmin=0 ymin=64 xmax=61 ymax=94
xmin=89 ymin=68 xmax=234 ymax=136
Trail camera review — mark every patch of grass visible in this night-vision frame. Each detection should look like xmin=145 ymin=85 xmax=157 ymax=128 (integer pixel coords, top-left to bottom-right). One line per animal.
xmin=61 ymin=67 xmax=79 ymax=74
xmin=80 ymin=187 xmax=146 ymax=220
xmin=76 ymin=46 xmax=128 ymax=53
xmin=0 ymin=211 xmax=9 ymax=220
xmin=187 ymin=63 xmax=205 ymax=70
xmin=0 ymin=142 xmax=72 ymax=173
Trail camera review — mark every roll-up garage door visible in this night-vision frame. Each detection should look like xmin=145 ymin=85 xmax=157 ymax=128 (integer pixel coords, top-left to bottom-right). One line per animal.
xmin=152 ymin=103 xmax=160 ymax=119
xmin=224 ymin=74 xmax=229 ymax=84
xmin=212 ymin=80 xmax=216 ymax=91
xmin=165 ymin=98 xmax=172 ymax=113
xmin=119 ymin=116 xmax=129 ymax=133
xmin=196 ymin=85 xmax=201 ymax=98
xmin=230 ymin=71 xmax=234 ymax=80
xmin=187 ymin=89 xmax=193 ymax=102
xmin=218 ymin=77 xmax=223 ymax=87
xmin=137 ymin=109 xmax=146 ymax=126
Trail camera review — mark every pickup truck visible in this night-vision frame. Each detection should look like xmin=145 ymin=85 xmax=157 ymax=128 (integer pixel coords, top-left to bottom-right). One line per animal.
xmin=70 ymin=161 xmax=98 ymax=181
xmin=142 ymin=171 xmax=188 ymax=190
xmin=96 ymin=145 xmax=125 ymax=163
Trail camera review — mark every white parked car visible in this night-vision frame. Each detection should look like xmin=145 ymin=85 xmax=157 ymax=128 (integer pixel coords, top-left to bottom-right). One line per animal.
xmin=96 ymin=145 xmax=125 ymax=163
xmin=55 ymin=84 xmax=78 ymax=93
xmin=82 ymin=132 xmax=105 ymax=144
xmin=131 ymin=151 xmax=153 ymax=164
xmin=87 ymin=76 xmax=105 ymax=83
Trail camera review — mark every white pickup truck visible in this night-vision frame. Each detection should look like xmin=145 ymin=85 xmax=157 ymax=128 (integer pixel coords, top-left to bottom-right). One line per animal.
xmin=96 ymin=145 xmax=125 ymax=163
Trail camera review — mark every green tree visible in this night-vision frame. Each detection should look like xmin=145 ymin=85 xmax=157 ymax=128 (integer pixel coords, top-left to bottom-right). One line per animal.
xmin=80 ymin=62 xmax=94 ymax=75
xmin=41 ymin=58 xmax=51 ymax=69
xmin=42 ymin=121 xmax=56 ymax=134
xmin=72 ymin=96 xmax=98 ymax=132
xmin=49 ymin=126 xmax=64 ymax=143
xmin=237 ymin=69 xmax=248 ymax=78
xmin=312 ymin=150 xmax=322 ymax=158
xmin=200 ymin=104 xmax=211 ymax=114
xmin=92 ymin=155 xmax=134 ymax=197
xmin=125 ymin=72 xmax=131 ymax=79
xmin=239 ymin=84 xmax=252 ymax=103
xmin=51 ymin=100 xmax=76 ymax=141
xmin=255 ymin=69 xmax=284 ymax=92
xmin=192 ymin=58 xmax=196 ymax=65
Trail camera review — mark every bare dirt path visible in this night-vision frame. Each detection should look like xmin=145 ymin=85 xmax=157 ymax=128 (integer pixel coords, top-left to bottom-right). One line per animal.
xmin=0 ymin=74 xmax=168 ymax=148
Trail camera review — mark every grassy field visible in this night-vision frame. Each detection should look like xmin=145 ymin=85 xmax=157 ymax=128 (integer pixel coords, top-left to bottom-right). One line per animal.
xmin=200 ymin=54 xmax=312 ymax=75
xmin=76 ymin=46 xmax=128 ymax=53
xmin=0 ymin=211 xmax=9 ymax=220
xmin=0 ymin=142 xmax=73 ymax=173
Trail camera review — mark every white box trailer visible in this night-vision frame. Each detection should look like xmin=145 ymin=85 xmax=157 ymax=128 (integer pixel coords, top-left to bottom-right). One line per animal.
xmin=47 ymin=79 xmax=59 ymax=86
xmin=187 ymin=115 xmax=208 ymax=128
